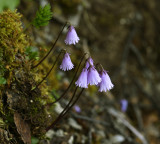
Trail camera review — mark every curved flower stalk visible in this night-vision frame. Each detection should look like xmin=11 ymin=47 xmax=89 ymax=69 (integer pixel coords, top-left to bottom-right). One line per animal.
xmin=46 ymin=87 xmax=84 ymax=131
xmin=85 ymin=57 xmax=94 ymax=69
xmin=46 ymin=53 xmax=87 ymax=105
xmin=32 ymin=22 xmax=68 ymax=69
xmin=98 ymin=70 xmax=114 ymax=92
xmin=36 ymin=50 xmax=63 ymax=88
xmin=75 ymin=68 xmax=88 ymax=88
xmin=65 ymin=26 xmax=80 ymax=45
xmin=60 ymin=52 xmax=74 ymax=71
xmin=87 ymin=66 xmax=101 ymax=85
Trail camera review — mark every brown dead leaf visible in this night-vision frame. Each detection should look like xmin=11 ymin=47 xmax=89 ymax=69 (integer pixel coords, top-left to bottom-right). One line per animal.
xmin=14 ymin=112 xmax=31 ymax=144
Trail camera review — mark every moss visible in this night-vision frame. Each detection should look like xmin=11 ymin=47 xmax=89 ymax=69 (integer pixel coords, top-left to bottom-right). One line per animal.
xmin=0 ymin=10 xmax=55 ymax=143
xmin=0 ymin=9 xmax=29 ymax=88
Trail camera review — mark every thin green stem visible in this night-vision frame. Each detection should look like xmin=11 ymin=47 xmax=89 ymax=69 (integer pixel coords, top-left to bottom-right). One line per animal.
xmin=36 ymin=50 xmax=63 ymax=88
xmin=46 ymin=87 xmax=78 ymax=131
xmin=47 ymin=53 xmax=88 ymax=106
xmin=32 ymin=21 xmax=68 ymax=69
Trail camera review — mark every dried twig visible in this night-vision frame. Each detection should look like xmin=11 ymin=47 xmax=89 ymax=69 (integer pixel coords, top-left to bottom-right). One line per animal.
xmin=108 ymin=108 xmax=148 ymax=144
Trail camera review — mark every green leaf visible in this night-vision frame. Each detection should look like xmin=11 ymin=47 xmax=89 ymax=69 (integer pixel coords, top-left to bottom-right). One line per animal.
xmin=31 ymin=137 xmax=39 ymax=144
xmin=25 ymin=46 xmax=39 ymax=60
xmin=32 ymin=4 xmax=53 ymax=28
xmin=31 ymin=86 xmax=36 ymax=91
xmin=0 ymin=77 xmax=6 ymax=85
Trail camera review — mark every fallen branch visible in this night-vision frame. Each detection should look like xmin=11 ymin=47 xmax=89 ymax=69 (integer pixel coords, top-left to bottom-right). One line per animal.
xmin=108 ymin=108 xmax=148 ymax=144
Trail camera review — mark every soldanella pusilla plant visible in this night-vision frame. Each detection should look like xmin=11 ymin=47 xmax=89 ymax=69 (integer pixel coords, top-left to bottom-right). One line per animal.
xmin=0 ymin=3 xmax=113 ymax=143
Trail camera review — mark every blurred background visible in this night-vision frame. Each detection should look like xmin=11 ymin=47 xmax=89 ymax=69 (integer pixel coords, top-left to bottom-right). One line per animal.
xmin=1 ymin=0 xmax=160 ymax=144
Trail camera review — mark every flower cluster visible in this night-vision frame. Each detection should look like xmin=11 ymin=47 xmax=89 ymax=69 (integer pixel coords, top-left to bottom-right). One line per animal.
xmin=75 ymin=57 xmax=114 ymax=92
xmin=60 ymin=24 xmax=114 ymax=92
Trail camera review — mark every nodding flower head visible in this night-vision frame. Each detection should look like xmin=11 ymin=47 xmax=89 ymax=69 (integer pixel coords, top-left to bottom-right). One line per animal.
xmin=60 ymin=52 xmax=74 ymax=71
xmin=74 ymin=105 xmax=81 ymax=113
xmin=87 ymin=66 xmax=101 ymax=85
xmin=85 ymin=57 xmax=94 ymax=69
xmin=65 ymin=25 xmax=80 ymax=45
xmin=98 ymin=70 xmax=114 ymax=92
xmin=75 ymin=68 xmax=88 ymax=88
xmin=120 ymin=99 xmax=128 ymax=112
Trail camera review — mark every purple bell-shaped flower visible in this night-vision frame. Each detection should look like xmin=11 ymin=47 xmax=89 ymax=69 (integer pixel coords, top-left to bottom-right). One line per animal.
xmin=75 ymin=68 xmax=88 ymax=88
xmin=87 ymin=66 xmax=101 ymax=85
xmin=85 ymin=57 xmax=94 ymax=69
xmin=60 ymin=52 xmax=74 ymax=71
xmin=120 ymin=99 xmax=128 ymax=112
xmin=98 ymin=70 xmax=114 ymax=92
xmin=65 ymin=26 xmax=80 ymax=45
